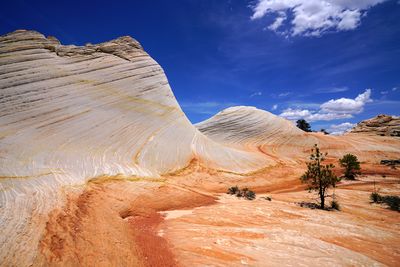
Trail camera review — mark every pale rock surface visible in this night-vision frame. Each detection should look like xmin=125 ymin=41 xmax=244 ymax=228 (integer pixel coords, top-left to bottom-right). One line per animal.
xmin=196 ymin=106 xmax=400 ymax=162
xmin=196 ymin=106 xmax=304 ymax=146
xmin=0 ymin=30 xmax=267 ymax=266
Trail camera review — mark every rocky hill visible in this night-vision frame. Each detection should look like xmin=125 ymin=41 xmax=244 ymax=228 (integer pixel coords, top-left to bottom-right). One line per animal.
xmin=350 ymin=114 xmax=400 ymax=136
xmin=0 ymin=30 xmax=268 ymax=265
xmin=1 ymin=30 xmax=400 ymax=266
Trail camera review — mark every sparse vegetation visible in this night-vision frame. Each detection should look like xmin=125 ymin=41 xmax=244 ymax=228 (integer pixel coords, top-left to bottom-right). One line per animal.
xmin=243 ymin=189 xmax=256 ymax=200
xmin=370 ymin=192 xmax=382 ymax=203
xmin=320 ymin=129 xmax=329 ymax=135
xmin=296 ymin=119 xmax=312 ymax=132
xmin=370 ymin=192 xmax=400 ymax=211
xmin=301 ymin=144 xmax=340 ymax=209
xmin=261 ymin=196 xmax=272 ymax=201
xmin=227 ymin=186 xmax=256 ymax=200
xmin=330 ymin=200 xmax=340 ymax=210
xmin=383 ymin=196 xmax=400 ymax=211
xmin=298 ymin=201 xmax=319 ymax=209
xmin=227 ymin=186 xmax=239 ymax=195
xmin=339 ymin=153 xmax=361 ymax=180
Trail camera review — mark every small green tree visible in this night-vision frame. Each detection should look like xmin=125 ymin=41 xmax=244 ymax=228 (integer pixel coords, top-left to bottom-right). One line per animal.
xmin=339 ymin=154 xmax=361 ymax=180
xmin=296 ymin=119 xmax=312 ymax=132
xmin=301 ymin=144 xmax=340 ymax=209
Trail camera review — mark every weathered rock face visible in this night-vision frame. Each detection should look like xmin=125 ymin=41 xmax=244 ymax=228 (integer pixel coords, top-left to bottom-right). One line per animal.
xmin=196 ymin=106 xmax=304 ymax=146
xmin=350 ymin=114 xmax=400 ymax=136
xmin=0 ymin=30 xmax=268 ymax=265
xmin=1 ymin=30 xmax=400 ymax=266
xmin=196 ymin=106 xmax=400 ymax=163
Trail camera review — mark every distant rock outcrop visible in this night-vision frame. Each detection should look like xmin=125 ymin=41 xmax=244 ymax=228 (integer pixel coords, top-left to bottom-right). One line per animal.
xmin=350 ymin=115 xmax=400 ymax=137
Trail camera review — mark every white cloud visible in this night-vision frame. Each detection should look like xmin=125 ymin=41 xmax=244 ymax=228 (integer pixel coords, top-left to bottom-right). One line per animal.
xmin=251 ymin=0 xmax=387 ymax=37
xmin=280 ymin=89 xmax=372 ymax=122
xmin=250 ymin=91 xmax=263 ymax=97
xmin=380 ymin=90 xmax=389 ymax=95
xmin=280 ymin=108 xmax=352 ymax=121
xmin=278 ymin=92 xmax=291 ymax=97
xmin=320 ymin=89 xmax=372 ymax=114
xmin=393 ymin=87 xmax=398 ymax=91
xmin=268 ymin=12 xmax=287 ymax=31
xmin=316 ymin=86 xmax=349 ymax=93
xmin=327 ymin=122 xmax=355 ymax=135
xmin=280 ymin=108 xmax=313 ymax=120
xmin=272 ymin=104 xmax=278 ymax=111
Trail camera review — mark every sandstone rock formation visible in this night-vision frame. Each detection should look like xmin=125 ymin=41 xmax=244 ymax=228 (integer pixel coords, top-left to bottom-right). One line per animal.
xmin=0 ymin=30 xmax=268 ymax=266
xmin=350 ymin=114 xmax=400 ymax=136
xmin=196 ymin=106 xmax=400 ymax=162
xmin=1 ymin=30 xmax=400 ymax=266
xmin=196 ymin=106 xmax=304 ymax=146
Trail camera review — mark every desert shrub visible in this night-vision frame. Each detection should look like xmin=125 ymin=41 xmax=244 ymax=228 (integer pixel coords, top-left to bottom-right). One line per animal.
xmin=382 ymin=196 xmax=400 ymax=211
xmin=244 ymin=190 xmax=256 ymax=200
xmin=298 ymin=201 xmax=319 ymax=209
xmin=370 ymin=193 xmax=399 ymax=211
xmin=227 ymin=186 xmax=256 ymax=200
xmin=339 ymin=154 xmax=361 ymax=180
xmin=262 ymin=196 xmax=272 ymax=201
xmin=370 ymin=192 xmax=382 ymax=203
xmin=330 ymin=200 xmax=340 ymax=211
xmin=227 ymin=186 xmax=239 ymax=195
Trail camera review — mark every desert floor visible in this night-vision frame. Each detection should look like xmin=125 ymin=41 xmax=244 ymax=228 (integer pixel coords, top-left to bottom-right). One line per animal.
xmin=37 ymin=162 xmax=400 ymax=267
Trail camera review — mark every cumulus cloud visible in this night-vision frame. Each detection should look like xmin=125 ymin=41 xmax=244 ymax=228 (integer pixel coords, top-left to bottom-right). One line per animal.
xmin=272 ymin=104 xmax=278 ymax=111
xmin=251 ymin=0 xmax=387 ymax=37
xmin=268 ymin=11 xmax=287 ymax=31
xmin=327 ymin=122 xmax=355 ymax=135
xmin=280 ymin=89 xmax=372 ymax=121
xmin=280 ymin=108 xmax=352 ymax=121
xmin=320 ymin=89 xmax=372 ymax=114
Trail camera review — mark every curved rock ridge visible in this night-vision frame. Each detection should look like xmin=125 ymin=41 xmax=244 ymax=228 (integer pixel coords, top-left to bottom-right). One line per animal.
xmin=0 ymin=30 xmax=269 ymax=265
xmin=196 ymin=106 xmax=304 ymax=146
xmin=350 ymin=114 xmax=400 ymax=137
xmin=196 ymin=106 xmax=400 ymax=162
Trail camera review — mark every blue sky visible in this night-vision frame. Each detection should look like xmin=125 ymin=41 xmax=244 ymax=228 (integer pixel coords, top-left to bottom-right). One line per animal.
xmin=1 ymin=0 xmax=399 ymax=133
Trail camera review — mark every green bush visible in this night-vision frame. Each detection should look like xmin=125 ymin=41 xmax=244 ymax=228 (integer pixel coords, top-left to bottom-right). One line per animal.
xmin=227 ymin=186 xmax=239 ymax=195
xmin=370 ymin=192 xmax=400 ymax=211
xmin=382 ymin=196 xmax=400 ymax=211
xmin=330 ymin=200 xmax=340 ymax=210
xmin=339 ymin=154 xmax=361 ymax=180
xmin=370 ymin=192 xmax=382 ymax=203
xmin=227 ymin=186 xmax=256 ymax=200
xmin=244 ymin=190 xmax=256 ymax=200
